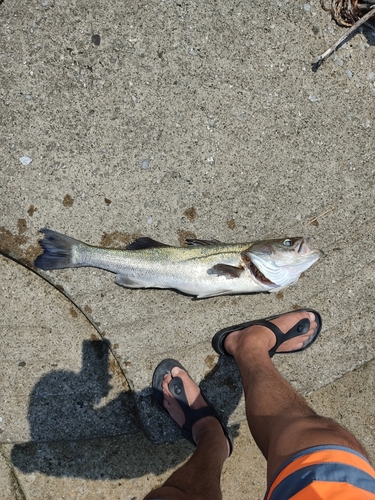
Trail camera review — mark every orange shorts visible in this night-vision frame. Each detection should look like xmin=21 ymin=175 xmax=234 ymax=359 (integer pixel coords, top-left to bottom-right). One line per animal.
xmin=265 ymin=445 xmax=375 ymax=499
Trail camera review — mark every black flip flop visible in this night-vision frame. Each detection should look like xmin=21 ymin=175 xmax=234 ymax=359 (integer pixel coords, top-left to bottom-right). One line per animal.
xmin=152 ymin=358 xmax=233 ymax=456
xmin=212 ymin=309 xmax=322 ymax=358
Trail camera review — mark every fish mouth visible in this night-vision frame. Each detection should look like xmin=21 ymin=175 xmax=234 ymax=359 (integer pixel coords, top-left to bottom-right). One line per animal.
xmin=247 ymin=258 xmax=276 ymax=286
xmin=295 ymin=237 xmax=310 ymax=255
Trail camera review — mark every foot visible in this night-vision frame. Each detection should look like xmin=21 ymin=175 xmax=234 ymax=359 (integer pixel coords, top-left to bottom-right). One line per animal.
xmin=162 ymin=366 xmax=231 ymax=458
xmin=223 ymin=310 xmax=318 ymax=357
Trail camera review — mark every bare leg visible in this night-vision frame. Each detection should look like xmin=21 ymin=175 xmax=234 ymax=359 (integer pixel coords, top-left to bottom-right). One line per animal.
xmin=223 ymin=310 xmax=368 ymax=483
xmin=144 ymin=367 xmax=230 ymax=500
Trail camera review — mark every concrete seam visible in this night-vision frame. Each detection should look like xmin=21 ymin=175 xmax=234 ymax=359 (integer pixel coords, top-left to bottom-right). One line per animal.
xmin=0 ymin=252 xmax=147 ymax=438
xmin=0 ymin=445 xmax=27 ymax=500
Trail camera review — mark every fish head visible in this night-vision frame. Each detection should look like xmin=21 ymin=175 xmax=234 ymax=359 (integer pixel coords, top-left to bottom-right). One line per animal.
xmin=243 ymin=237 xmax=323 ymax=290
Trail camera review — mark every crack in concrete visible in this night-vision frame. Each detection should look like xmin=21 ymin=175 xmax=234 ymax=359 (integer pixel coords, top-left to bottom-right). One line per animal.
xmin=0 ymin=446 xmax=27 ymax=500
xmin=0 ymin=251 xmax=145 ymax=437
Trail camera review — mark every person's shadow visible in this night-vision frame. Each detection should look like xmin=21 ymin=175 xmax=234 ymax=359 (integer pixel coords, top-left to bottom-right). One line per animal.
xmin=11 ymin=339 xmax=243 ymax=480
xmin=24 ymin=340 xmax=138 ymax=441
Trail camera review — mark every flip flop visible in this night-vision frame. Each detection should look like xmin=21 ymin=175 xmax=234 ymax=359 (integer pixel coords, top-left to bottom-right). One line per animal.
xmin=152 ymin=358 xmax=233 ymax=456
xmin=212 ymin=309 xmax=322 ymax=358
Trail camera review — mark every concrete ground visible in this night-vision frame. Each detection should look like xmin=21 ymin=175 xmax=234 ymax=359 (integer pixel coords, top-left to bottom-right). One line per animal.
xmin=1 ymin=0 xmax=375 ymax=498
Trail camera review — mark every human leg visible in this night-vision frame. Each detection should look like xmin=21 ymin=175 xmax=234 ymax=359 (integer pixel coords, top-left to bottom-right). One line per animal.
xmin=144 ymin=362 xmax=231 ymax=500
xmin=214 ymin=310 xmax=369 ymax=483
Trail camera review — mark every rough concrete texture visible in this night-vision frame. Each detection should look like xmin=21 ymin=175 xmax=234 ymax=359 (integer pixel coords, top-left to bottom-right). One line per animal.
xmin=0 ymin=256 xmax=138 ymax=445
xmin=1 ymin=0 xmax=375 ymax=497
xmin=307 ymin=359 xmax=375 ymax=463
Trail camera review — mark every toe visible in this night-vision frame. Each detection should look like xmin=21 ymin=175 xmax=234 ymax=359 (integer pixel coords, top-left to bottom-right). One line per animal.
xmin=169 ymin=368 xmax=203 ymax=409
xmin=162 ymin=391 xmax=174 ymax=410
xmin=171 ymin=366 xmax=184 ymax=377
xmin=162 ymin=373 xmax=173 ymax=396
xmin=273 ymin=310 xmax=319 ymax=353
xmin=307 ymin=312 xmax=317 ymax=330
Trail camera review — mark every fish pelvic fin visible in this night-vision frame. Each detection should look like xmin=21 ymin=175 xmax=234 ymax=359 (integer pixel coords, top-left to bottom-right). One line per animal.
xmin=115 ymin=273 xmax=155 ymax=288
xmin=34 ymin=228 xmax=84 ymax=270
xmin=207 ymin=264 xmax=244 ymax=279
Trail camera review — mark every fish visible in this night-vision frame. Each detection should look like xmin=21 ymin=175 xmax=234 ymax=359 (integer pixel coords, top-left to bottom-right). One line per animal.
xmin=34 ymin=229 xmax=323 ymax=299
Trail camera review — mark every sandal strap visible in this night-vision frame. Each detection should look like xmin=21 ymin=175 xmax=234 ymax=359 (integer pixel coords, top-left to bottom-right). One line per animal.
xmin=181 ymin=407 xmax=219 ymax=441
xmin=215 ymin=318 xmax=310 ymax=358
xmin=169 ymin=377 xmax=219 ymax=437
xmin=212 ymin=309 xmax=320 ymax=359
xmin=152 ymin=358 xmax=234 ymax=455
xmin=265 ymin=317 xmax=310 ymax=357
xmin=168 ymin=376 xmax=232 ymax=453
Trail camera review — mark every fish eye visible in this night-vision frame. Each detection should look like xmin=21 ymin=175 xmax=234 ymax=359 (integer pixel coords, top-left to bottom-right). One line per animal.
xmin=283 ymin=239 xmax=293 ymax=247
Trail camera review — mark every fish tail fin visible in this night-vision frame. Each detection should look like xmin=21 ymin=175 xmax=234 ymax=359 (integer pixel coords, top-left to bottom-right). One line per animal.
xmin=34 ymin=228 xmax=86 ymax=270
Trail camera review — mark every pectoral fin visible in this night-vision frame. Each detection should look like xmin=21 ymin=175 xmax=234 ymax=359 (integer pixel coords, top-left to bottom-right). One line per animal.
xmin=207 ymin=264 xmax=244 ymax=279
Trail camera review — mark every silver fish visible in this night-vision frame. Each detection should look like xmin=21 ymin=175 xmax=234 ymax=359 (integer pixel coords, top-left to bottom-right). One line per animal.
xmin=34 ymin=229 xmax=323 ymax=299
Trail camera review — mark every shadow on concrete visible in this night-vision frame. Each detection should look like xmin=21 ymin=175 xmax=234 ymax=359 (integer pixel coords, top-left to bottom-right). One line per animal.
xmin=11 ymin=342 xmax=242 ymax=479
xmin=29 ymin=339 xmax=139 ymax=441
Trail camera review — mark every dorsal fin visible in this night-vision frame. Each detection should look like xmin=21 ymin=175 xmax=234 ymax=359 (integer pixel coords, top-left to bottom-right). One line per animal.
xmin=126 ymin=237 xmax=172 ymax=250
xmin=186 ymin=238 xmax=223 ymax=246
